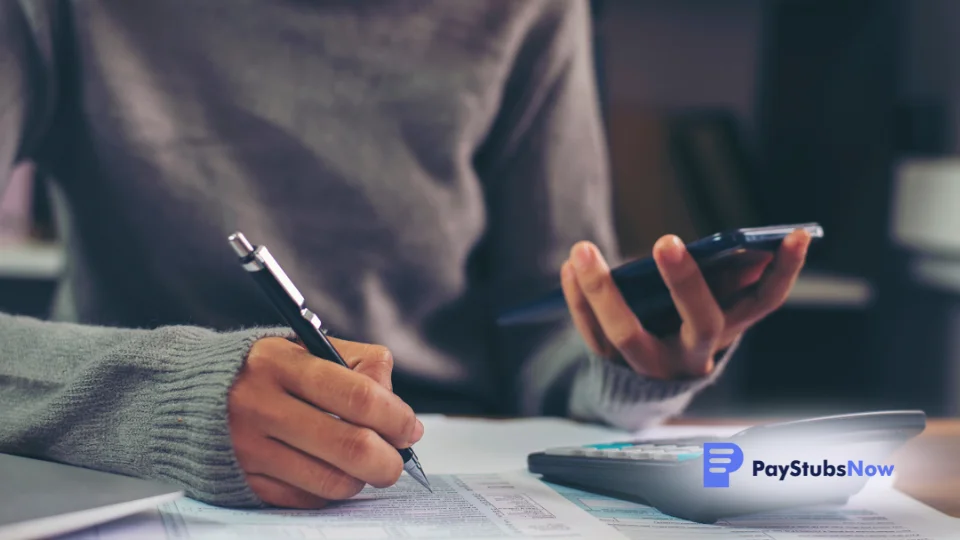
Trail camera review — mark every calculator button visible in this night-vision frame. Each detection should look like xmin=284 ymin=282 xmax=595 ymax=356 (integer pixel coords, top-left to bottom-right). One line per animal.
xmin=622 ymin=449 xmax=659 ymax=459
xmin=544 ymin=447 xmax=586 ymax=456
xmin=583 ymin=442 xmax=635 ymax=450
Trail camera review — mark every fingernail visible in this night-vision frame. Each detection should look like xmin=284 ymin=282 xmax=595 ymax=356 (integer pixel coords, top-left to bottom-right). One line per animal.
xmin=572 ymin=243 xmax=594 ymax=271
xmin=412 ymin=419 xmax=424 ymax=443
xmin=661 ymin=236 xmax=685 ymax=265
xmin=783 ymin=232 xmax=798 ymax=250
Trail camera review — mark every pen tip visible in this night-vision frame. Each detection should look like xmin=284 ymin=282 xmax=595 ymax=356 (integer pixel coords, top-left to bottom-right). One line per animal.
xmin=403 ymin=460 xmax=432 ymax=492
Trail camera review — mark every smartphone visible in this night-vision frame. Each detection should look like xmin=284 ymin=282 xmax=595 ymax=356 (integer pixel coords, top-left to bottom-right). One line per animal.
xmin=496 ymin=223 xmax=824 ymax=337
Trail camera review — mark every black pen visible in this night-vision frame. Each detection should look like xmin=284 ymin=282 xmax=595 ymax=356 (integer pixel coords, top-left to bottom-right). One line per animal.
xmin=227 ymin=231 xmax=431 ymax=491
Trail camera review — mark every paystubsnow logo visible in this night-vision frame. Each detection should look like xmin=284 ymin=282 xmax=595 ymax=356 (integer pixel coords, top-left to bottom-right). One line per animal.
xmin=702 ymin=442 xmax=895 ymax=488
xmin=703 ymin=443 xmax=744 ymax=487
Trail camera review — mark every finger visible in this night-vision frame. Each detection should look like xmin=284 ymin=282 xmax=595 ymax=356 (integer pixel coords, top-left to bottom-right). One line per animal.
xmin=315 ymin=340 xmax=423 ymax=444
xmin=247 ymin=474 xmax=330 ymax=509
xmin=342 ymin=342 xmax=394 ymax=391
xmin=726 ymin=229 xmax=811 ymax=327
xmin=263 ymin=392 xmax=405 ymax=488
xmin=560 ymin=260 xmax=613 ymax=358
xmin=287 ymin=337 xmax=394 ymax=390
xmin=653 ymin=235 xmax=725 ymax=357
xmin=243 ymin=436 xmax=367 ymax=500
xmin=277 ymin=350 xmax=420 ymax=449
xmin=569 ymin=242 xmax=661 ymax=373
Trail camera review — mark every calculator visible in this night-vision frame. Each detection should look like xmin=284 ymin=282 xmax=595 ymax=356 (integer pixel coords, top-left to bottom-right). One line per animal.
xmin=528 ymin=411 xmax=925 ymax=523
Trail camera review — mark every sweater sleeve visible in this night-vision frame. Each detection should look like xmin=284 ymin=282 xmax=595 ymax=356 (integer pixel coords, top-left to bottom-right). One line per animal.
xmin=2 ymin=2 xmax=277 ymax=507
xmin=476 ymin=0 xmax=732 ymax=429
xmin=0 ymin=313 xmax=293 ymax=506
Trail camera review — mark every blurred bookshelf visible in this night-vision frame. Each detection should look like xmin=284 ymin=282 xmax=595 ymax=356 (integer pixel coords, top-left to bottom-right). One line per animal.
xmin=599 ymin=102 xmax=872 ymax=311
xmin=592 ymin=0 xmax=898 ymax=415
xmin=0 ymin=163 xmax=61 ymax=318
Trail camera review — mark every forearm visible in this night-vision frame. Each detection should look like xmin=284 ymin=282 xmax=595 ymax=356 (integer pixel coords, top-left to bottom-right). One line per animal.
xmin=0 ymin=312 xmax=288 ymax=506
xmin=568 ymin=336 xmax=739 ymax=431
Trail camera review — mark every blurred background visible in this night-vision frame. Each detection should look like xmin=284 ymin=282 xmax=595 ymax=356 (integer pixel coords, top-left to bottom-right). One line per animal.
xmin=1 ymin=0 xmax=958 ymax=418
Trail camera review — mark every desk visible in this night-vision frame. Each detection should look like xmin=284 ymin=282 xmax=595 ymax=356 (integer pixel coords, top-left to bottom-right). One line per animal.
xmin=670 ymin=417 xmax=960 ymax=518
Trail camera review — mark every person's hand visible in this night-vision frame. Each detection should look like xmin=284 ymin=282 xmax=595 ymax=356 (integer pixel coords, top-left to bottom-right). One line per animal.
xmin=228 ymin=337 xmax=423 ymax=508
xmin=561 ymin=229 xmax=811 ymax=379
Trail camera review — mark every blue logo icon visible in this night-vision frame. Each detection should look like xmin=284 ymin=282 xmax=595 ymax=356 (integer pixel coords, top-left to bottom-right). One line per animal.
xmin=703 ymin=442 xmax=744 ymax=488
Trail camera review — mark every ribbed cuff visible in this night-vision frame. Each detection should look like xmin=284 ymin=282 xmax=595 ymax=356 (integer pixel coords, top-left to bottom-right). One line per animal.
xmin=142 ymin=326 xmax=292 ymax=507
xmin=568 ymin=336 xmax=740 ymax=431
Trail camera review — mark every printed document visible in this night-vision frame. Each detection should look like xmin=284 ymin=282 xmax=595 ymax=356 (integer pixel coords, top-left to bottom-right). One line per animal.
xmin=70 ymin=472 xmax=622 ymax=540
xmin=547 ymin=477 xmax=959 ymax=539
xmin=62 ymin=418 xmax=958 ymax=540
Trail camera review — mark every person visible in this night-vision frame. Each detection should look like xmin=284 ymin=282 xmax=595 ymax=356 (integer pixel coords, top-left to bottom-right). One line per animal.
xmin=0 ymin=0 xmax=810 ymax=509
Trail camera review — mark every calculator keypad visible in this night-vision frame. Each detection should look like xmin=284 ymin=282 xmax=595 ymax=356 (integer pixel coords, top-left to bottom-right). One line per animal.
xmin=544 ymin=441 xmax=704 ymax=462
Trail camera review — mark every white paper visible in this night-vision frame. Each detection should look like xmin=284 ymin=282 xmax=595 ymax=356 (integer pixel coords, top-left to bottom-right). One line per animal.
xmin=67 ymin=473 xmax=624 ymax=540
xmin=546 ymin=481 xmax=959 ymax=540
xmin=60 ymin=419 xmax=959 ymax=540
xmin=61 ymin=509 xmax=169 ymax=540
xmin=415 ymin=415 xmax=751 ymax=475
xmin=414 ymin=415 xmax=628 ymax=474
xmin=0 ymin=491 xmax=181 ymax=540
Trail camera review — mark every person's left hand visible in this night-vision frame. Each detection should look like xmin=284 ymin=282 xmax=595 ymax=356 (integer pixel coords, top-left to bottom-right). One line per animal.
xmin=561 ymin=229 xmax=811 ymax=379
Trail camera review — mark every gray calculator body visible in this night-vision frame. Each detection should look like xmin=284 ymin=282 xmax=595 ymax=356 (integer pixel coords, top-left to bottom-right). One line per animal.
xmin=528 ymin=411 xmax=925 ymax=524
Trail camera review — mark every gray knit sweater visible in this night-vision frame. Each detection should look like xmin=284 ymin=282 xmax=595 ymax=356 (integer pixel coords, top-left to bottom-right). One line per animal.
xmin=0 ymin=0 xmax=729 ymax=506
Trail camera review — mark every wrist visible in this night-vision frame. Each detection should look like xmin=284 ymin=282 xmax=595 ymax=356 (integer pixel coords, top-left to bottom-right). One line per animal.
xmin=568 ymin=334 xmax=741 ymax=430
xmin=144 ymin=325 xmax=292 ymax=506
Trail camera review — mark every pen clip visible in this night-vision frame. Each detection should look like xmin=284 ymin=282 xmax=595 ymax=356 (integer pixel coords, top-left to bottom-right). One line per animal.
xmin=254 ymin=247 xmax=307 ymax=309
xmin=230 ymin=232 xmax=328 ymax=334
xmin=299 ymin=307 xmax=325 ymax=335
xmin=256 ymin=248 xmax=330 ymax=334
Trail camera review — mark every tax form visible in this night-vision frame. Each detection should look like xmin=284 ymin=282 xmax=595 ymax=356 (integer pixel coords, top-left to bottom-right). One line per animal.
xmin=61 ymin=417 xmax=958 ymax=540
xmin=70 ymin=472 xmax=622 ymax=540
xmin=548 ymin=481 xmax=959 ymax=540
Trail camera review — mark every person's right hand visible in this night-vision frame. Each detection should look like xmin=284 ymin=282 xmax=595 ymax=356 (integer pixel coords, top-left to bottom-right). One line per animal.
xmin=228 ymin=336 xmax=423 ymax=508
